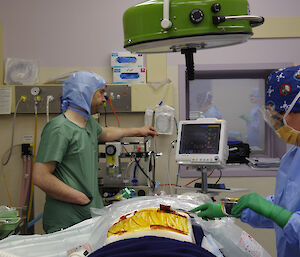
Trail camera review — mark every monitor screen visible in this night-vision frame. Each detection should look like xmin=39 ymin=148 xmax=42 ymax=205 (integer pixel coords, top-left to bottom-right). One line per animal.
xmin=179 ymin=124 xmax=221 ymax=155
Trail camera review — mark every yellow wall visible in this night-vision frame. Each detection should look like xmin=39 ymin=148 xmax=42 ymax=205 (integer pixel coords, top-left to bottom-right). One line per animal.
xmin=253 ymin=17 xmax=300 ymax=38
xmin=0 ymin=23 xmax=3 ymax=84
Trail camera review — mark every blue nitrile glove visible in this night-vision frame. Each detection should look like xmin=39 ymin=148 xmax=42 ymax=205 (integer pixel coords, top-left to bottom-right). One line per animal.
xmin=189 ymin=202 xmax=226 ymax=220
xmin=231 ymin=192 xmax=293 ymax=228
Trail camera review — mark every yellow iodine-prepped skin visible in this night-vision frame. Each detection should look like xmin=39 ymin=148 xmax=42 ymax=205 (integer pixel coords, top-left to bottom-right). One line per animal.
xmin=107 ymin=208 xmax=189 ymax=238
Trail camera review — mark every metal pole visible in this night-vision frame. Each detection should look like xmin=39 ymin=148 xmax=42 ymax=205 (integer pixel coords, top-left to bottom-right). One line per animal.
xmin=201 ymin=167 xmax=208 ymax=193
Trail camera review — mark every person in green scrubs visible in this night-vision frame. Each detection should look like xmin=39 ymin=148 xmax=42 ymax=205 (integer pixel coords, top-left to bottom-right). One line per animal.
xmin=33 ymin=71 xmax=158 ymax=233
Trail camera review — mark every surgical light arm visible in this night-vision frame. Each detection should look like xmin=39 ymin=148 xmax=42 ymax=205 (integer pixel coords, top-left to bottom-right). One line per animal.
xmin=161 ymin=0 xmax=172 ymax=29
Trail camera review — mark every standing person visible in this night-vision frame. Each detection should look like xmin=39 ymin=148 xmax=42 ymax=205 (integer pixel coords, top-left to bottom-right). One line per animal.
xmin=195 ymin=90 xmax=222 ymax=119
xmin=190 ymin=66 xmax=300 ymax=257
xmin=189 ymin=82 xmax=222 ymax=120
xmin=240 ymin=88 xmax=261 ymax=147
xmin=33 ymin=71 xmax=158 ymax=233
xmin=198 ymin=91 xmax=222 ymax=119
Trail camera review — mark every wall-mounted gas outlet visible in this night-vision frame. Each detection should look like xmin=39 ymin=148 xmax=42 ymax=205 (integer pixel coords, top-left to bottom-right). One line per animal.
xmin=15 ymin=85 xmax=62 ymax=113
xmin=30 ymin=87 xmax=40 ymax=96
xmin=100 ymin=84 xmax=131 ymax=113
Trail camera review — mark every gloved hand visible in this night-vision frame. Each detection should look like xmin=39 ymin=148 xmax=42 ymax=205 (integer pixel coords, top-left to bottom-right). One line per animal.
xmin=189 ymin=202 xmax=226 ymax=220
xmin=231 ymin=192 xmax=293 ymax=228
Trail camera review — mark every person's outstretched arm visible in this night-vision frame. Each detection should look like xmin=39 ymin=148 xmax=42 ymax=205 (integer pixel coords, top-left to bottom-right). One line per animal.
xmin=232 ymin=192 xmax=293 ymax=228
xmin=99 ymin=125 xmax=158 ymax=142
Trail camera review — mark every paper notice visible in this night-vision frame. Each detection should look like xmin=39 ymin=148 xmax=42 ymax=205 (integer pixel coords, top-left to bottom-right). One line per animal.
xmin=0 ymin=86 xmax=12 ymax=114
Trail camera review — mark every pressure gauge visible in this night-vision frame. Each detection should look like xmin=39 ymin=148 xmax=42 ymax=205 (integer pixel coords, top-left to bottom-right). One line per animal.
xmin=31 ymin=87 xmax=40 ymax=96
xmin=105 ymin=144 xmax=116 ymax=156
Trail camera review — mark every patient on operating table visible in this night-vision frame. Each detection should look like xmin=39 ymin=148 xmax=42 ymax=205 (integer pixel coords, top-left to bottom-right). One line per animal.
xmin=89 ymin=204 xmax=217 ymax=257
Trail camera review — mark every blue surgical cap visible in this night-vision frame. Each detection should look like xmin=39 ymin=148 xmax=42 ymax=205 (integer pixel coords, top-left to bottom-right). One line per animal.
xmin=265 ymin=65 xmax=300 ymax=112
xmin=61 ymin=71 xmax=105 ymax=120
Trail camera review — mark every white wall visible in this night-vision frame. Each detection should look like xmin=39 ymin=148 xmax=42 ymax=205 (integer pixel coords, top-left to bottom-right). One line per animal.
xmin=0 ymin=0 xmax=299 ymax=67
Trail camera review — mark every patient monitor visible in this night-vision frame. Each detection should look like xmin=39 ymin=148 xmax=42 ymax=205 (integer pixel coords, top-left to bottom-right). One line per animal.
xmin=176 ymin=118 xmax=228 ymax=168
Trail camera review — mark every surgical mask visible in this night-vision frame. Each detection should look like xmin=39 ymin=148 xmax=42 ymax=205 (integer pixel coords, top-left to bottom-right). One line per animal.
xmin=275 ymin=91 xmax=300 ymax=146
xmin=276 ymin=125 xmax=300 ymax=146
xmin=262 ymin=90 xmax=300 ymax=146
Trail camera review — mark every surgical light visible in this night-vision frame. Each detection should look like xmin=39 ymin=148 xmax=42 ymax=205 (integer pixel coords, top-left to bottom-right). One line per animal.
xmin=123 ymin=0 xmax=264 ymax=79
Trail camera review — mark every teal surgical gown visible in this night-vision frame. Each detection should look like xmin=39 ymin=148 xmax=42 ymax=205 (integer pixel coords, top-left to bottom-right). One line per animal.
xmin=36 ymin=114 xmax=104 ymax=233
xmin=241 ymin=146 xmax=300 ymax=257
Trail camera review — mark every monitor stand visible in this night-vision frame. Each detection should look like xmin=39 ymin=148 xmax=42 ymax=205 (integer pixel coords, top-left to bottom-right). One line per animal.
xmin=196 ymin=166 xmax=209 ymax=193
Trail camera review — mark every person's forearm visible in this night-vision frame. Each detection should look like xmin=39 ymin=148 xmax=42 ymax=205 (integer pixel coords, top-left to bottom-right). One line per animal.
xmin=99 ymin=127 xmax=141 ymax=142
xmin=122 ymin=127 xmax=143 ymax=137
xmin=33 ymin=169 xmax=90 ymax=205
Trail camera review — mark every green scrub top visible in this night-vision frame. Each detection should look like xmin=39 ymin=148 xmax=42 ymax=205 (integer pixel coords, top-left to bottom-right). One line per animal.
xmin=36 ymin=114 xmax=104 ymax=233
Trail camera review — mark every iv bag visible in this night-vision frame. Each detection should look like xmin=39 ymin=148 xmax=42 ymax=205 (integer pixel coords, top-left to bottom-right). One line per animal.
xmin=154 ymin=105 xmax=175 ymax=135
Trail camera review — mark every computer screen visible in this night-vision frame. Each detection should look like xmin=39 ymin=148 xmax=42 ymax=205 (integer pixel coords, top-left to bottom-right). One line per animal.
xmin=176 ymin=118 xmax=228 ymax=167
xmin=179 ymin=124 xmax=221 ymax=154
